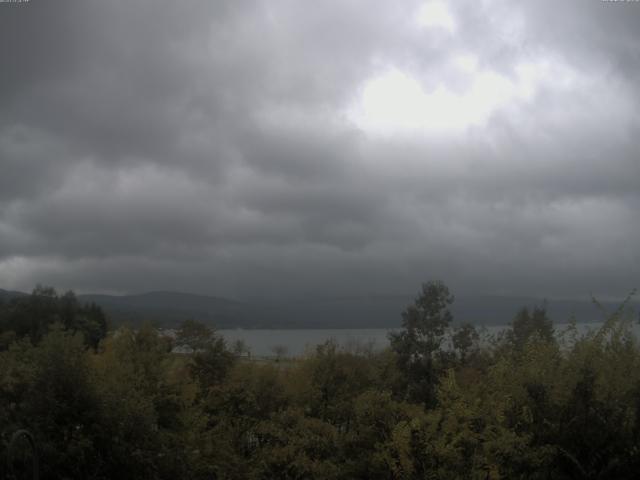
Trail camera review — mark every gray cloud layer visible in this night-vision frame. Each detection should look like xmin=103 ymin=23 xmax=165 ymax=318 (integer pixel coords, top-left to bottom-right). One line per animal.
xmin=1 ymin=0 xmax=638 ymax=299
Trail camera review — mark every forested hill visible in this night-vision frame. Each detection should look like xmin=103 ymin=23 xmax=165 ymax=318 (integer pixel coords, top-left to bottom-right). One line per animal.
xmin=0 ymin=288 xmax=27 ymax=302
xmin=2 ymin=282 xmax=640 ymax=478
xmin=2 ymin=288 xmax=635 ymax=328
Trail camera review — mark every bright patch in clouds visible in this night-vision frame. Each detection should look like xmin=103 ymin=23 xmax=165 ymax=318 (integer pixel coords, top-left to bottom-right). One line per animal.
xmin=349 ymin=69 xmax=514 ymax=134
xmin=452 ymin=53 xmax=478 ymax=73
xmin=416 ymin=1 xmax=456 ymax=32
xmin=348 ymin=58 xmax=579 ymax=135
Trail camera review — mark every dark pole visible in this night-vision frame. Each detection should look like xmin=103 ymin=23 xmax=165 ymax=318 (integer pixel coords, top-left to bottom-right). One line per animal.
xmin=7 ymin=429 xmax=38 ymax=480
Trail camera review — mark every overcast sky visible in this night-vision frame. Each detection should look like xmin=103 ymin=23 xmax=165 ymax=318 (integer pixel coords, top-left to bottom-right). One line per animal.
xmin=1 ymin=0 xmax=638 ymax=300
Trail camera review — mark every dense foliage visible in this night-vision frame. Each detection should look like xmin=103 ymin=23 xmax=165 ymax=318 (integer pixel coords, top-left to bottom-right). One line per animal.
xmin=1 ymin=284 xmax=639 ymax=479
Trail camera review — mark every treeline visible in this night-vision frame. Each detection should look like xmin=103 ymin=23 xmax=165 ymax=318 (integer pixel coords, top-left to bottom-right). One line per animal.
xmin=1 ymin=283 xmax=639 ymax=479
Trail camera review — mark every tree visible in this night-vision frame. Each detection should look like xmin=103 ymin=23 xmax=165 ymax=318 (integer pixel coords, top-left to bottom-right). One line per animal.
xmin=174 ymin=320 xmax=235 ymax=391
xmin=0 ymin=326 xmax=102 ymax=479
xmin=270 ymin=345 xmax=288 ymax=362
xmin=0 ymin=286 xmax=107 ymax=350
xmin=508 ymin=304 xmax=554 ymax=350
xmin=301 ymin=340 xmax=373 ymax=424
xmin=95 ymin=323 xmax=210 ymax=478
xmin=175 ymin=318 xmax=214 ymax=353
xmin=452 ymin=323 xmax=479 ymax=363
xmin=389 ymin=281 xmax=454 ymax=406
xmin=232 ymin=339 xmax=251 ymax=357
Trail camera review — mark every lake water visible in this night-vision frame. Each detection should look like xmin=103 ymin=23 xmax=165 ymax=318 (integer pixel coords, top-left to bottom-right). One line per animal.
xmin=219 ymin=322 xmax=630 ymax=357
xmin=219 ymin=328 xmax=395 ymax=357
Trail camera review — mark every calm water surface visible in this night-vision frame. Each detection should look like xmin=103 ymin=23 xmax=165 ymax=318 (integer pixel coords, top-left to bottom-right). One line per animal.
xmin=219 ymin=322 xmax=629 ymax=357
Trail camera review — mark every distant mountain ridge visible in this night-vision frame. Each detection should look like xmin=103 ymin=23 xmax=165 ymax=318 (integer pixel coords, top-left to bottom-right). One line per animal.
xmin=0 ymin=288 xmax=27 ymax=301
xmin=77 ymin=291 xmax=252 ymax=328
xmin=2 ymin=288 xmax=637 ymax=329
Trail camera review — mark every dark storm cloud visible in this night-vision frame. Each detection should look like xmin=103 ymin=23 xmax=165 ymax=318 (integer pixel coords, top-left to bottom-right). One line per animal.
xmin=0 ymin=0 xmax=638 ymax=299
